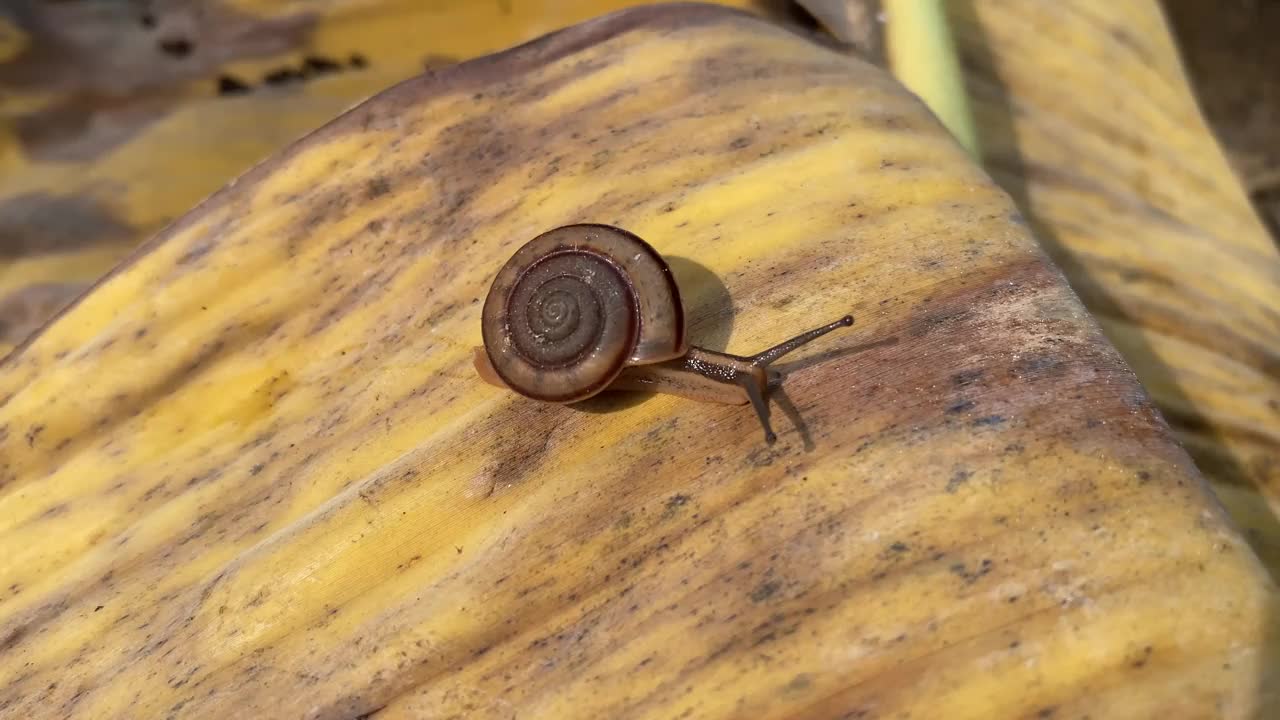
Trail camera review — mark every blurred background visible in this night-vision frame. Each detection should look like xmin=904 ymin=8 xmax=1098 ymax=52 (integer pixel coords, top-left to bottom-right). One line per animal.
xmin=0 ymin=0 xmax=1274 ymax=353
xmin=1165 ymin=0 xmax=1278 ymax=237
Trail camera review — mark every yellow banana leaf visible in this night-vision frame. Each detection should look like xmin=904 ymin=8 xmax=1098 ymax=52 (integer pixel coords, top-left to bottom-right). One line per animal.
xmin=946 ymin=2 xmax=1280 ymax=574
xmin=0 ymin=4 xmax=1272 ymax=719
xmin=802 ymin=0 xmax=1280 ymax=582
xmin=0 ymin=0 xmax=789 ymax=351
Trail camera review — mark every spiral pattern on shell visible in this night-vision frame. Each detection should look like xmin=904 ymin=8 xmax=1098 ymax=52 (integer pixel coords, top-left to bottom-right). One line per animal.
xmin=482 ymin=224 xmax=686 ymax=403
xmin=508 ymin=250 xmax=632 ymax=375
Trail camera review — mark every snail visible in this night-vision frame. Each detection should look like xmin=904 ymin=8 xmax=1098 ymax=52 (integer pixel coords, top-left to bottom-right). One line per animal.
xmin=473 ymin=224 xmax=853 ymax=443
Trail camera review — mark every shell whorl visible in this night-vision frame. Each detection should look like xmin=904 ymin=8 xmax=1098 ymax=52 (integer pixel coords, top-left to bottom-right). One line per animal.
xmin=482 ymin=224 xmax=686 ymax=403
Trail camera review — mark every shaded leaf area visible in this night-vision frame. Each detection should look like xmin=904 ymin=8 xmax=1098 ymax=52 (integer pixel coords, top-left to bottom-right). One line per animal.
xmin=0 ymin=0 xmax=801 ymax=350
xmin=0 ymin=5 xmax=1269 ymax=719
xmin=946 ymin=2 xmax=1280 ymax=586
xmin=799 ymin=1 xmax=1280 ymax=602
xmin=1164 ymin=0 xmax=1280 ymax=238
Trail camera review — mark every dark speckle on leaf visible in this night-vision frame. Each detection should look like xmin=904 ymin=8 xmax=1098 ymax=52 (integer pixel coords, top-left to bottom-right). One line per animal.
xmin=946 ymin=468 xmax=972 ymax=493
xmin=159 ymin=37 xmax=193 ymax=58
xmin=750 ymin=580 xmax=781 ymax=603
xmin=1011 ymin=354 xmax=1065 ymax=379
xmin=786 ymin=673 xmax=812 ymax=692
xmin=304 ymin=56 xmax=343 ymax=74
xmin=178 ymin=241 xmax=214 ymax=266
xmin=949 ymin=559 xmax=994 ymax=584
xmin=216 ymin=75 xmax=251 ymax=96
xmin=664 ymin=494 xmax=690 ymax=517
xmin=264 ymin=68 xmax=305 ymax=85
xmin=366 ymin=177 xmax=392 ymax=198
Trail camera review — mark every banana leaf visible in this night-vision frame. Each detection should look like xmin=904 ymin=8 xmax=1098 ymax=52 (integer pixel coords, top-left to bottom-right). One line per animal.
xmin=0 ymin=5 xmax=1272 ymax=719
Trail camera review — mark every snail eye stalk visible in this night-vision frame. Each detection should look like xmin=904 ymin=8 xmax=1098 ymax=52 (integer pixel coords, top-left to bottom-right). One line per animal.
xmin=740 ymin=376 xmax=777 ymax=444
xmin=749 ymin=316 xmax=853 ymax=368
xmin=740 ymin=315 xmax=854 ymax=444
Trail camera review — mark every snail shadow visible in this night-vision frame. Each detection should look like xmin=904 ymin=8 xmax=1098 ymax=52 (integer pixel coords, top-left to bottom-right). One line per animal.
xmin=571 ymin=255 xmax=736 ymax=416
xmin=771 ymin=335 xmax=901 ymax=377
xmin=770 ymin=386 xmax=813 ymax=452
xmin=574 ymin=254 xmax=883 ymax=452
xmin=570 ymin=390 xmax=652 ymax=414
xmin=665 ymin=255 xmax=736 ymax=350
xmin=768 ymin=335 xmax=901 ymax=451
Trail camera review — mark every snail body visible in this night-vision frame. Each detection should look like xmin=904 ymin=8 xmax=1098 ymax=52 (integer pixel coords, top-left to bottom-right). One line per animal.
xmin=474 ymin=224 xmax=852 ymax=443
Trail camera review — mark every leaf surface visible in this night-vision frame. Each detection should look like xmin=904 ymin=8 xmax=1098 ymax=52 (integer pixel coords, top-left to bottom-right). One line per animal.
xmin=0 ymin=4 xmax=1271 ymax=719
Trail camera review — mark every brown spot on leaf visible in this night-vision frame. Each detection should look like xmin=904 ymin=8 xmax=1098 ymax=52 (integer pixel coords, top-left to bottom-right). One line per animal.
xmin=0 ymin=2 xmax=314 ymax=94
xmin=750 ymin=580 xmax=781 ymax=602
xmin=0 ymin=193 xmax=133 ymax=257
xmin=12 ymin=92 xmax=181 ymax=162
xmin=0 ymin=2 xmax=317 ymax=161
xmin=216 ymin=74 xmax=251 ymax=95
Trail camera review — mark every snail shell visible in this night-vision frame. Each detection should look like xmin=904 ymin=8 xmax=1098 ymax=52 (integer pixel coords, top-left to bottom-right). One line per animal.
xmin=481 ymin=224 xmax=687 ymax=403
